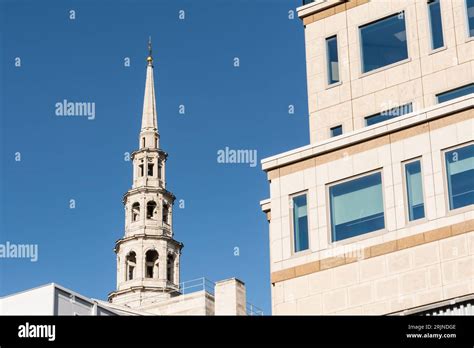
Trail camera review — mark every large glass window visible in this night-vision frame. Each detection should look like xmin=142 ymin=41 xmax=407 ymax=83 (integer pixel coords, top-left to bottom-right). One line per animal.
xmin=428 ymin=0 xmax=444 ymax=50
xmin=360 ymin=13 xmax=409 ymax=73
xmin=467 ymin=0 xmax=474 ymax=37
xmin=326 ymin=35 xmax=340 ymax=85
xmin=445 ymin=144 xmax=474 ymax=210
xmin=365 ymin=103 xmax=413 ymax=126
xmin=330 ymin=172 xmax=385 ymax=241
xmin=292 ymin=194 xmax=309 ymax=252
xmin=436 ymin=84 xmax=474 ymax=103
xmin=404 ymin=160 xmax=425 ymax=221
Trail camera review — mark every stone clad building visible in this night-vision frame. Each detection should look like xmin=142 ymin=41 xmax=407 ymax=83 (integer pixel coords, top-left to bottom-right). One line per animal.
xmin=261 ymin=0 xmax=473 ymax=315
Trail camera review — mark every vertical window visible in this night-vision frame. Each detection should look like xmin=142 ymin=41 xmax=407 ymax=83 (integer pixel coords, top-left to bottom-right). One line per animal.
xmin=142 ymin=137 xmax=146 ymax=148
xmin=146 ymin=201 xmax=157 ymax=219
xmin=163 ymin=203 xmax=169 ymax=224
xmin=145 ymin=250 xmax=158 ymax=279
xmin=360 ymin=13 xmax=408 ymax=73
xmin=330 ymin=172 xmax=385 ymax=241
xmin=132 ymin=202 xmax=140 ymax=222
xmin=365 ymin=103 xmax=413 ymax=126
xmin=167 ymin=255 xmax=174 ymax=283
xmin=126 ymin=252 xmax=136 ymax=281
xmin=436 ymin=84 xmax=474 ymax=103
xmin=158 ymin=162 xmax=162 ymax=179
xmin=330 ymin=125 xmax=343 ymax=137
xmin=445 ymin=144 xmax=474 ymax=210
xmin=404 ymin=160 xmax=425 ymax=221
xmin=292 ymin=194 xmax=309 ymax=252
xmin=139 ymin=164 xmax=144 ymax=177
xmin=326 ymin=36 xmax=340 ymax=85
xmin=428 ymin=0 xmax=444 ymax=50
xmin=467 ymin=0 xmax=474 ymax=37
xmin=147 ymin=163 xmax=154 ymax=176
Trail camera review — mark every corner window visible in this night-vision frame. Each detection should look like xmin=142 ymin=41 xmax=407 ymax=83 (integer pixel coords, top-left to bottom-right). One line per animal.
xmin=330 ymin=125 xmax=343 ymax=137
xmin=365 ymin=103 xmax=413 ymax=126
xmin=436 ymin=84 xmax=474 ymax=103
xmin=326 ymin=35 xmax=340 ymax=85
xmin=428 ymin=0 xmax=444 ymax=50
xmin=330 ymin=172 xmax=385 ymax=241
xmin=360 ymin=13 xmax=409 ymax=73
xmin=292 ymin=194 xmax=309 ymax=252
xmin=445 ymin=144 xmax=474 ymax=210
xmin=467 ymin=0 xmax=474 ymax=37
xmin=404 ymin=160 xmax=425 ymax=221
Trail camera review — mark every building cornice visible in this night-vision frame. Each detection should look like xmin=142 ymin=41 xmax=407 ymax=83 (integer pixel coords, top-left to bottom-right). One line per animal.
xmin=261 ymin=96 xmax=473 ymax=176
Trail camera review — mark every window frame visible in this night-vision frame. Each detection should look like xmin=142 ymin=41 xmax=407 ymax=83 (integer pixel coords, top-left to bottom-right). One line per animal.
xmin=326 ymin=169 xmax=387 ymax=244
xmin=289 ymin=191 xmax=311 ymax=255
xmin=402 ymin=157 xmax=427 ymax=225
xmin=442 ymin=142 xmax=474 ymax=214
xmin=435 ymin=83 xmax=474 ymax=104
xmin=325 ymin=34 xmax=341 ymax=87
xmin=364 ymin=102 xmax=414 ymax=127
xmin=427 ymin=0 xmax=446 ymax=52
xmin=466 ymin=0 xmax=474 ymax=39
xmin=358 ymin=11 xmax=411 ymax=76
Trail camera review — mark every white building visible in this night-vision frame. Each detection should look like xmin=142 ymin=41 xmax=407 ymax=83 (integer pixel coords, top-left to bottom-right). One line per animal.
xmin=261 ymin=0 xmax=473 ymax=315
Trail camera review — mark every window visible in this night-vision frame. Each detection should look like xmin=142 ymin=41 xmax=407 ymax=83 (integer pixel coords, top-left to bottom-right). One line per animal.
xmin=330 ymin=125 xmax=343 ymax=137
xmin=360 ymin=13 xmax=408 ymax=73
xmin=330 ymin=172 xmax=385 ymax=241
xmin=445 ymin=144 xmax=474 ymax=210
xmin=167 ymin=255 xmax=174 ymax=283
xmin=146 ymin=201 xmax=157 ymax=219
xmin=158 ymin=162 xmax=162 ymax=180
xmin=436 ymin=84 xmax=474 ymax=103
xmin=145 ymin=250 xmax=158 ymax=279
xmin=142 ymin=137 xmax=146 ymax=148
xmin=126 ymin=252 xmax=136 ymax=281
xmin=292 ymin=194 xmax=309 ymax=252
xmin=131 ymin=202 xmax=140 ymax=222
xmin=365 ymin=103 xmax=413 ymax=126
xmin=139 ymin=163 xmax=144 ymax=177
xmin=326 ymin=36 xmax=340 ymax=84
xmin=428 ymin=0 xmax=444 ymax=50
xmin=467 ymin=0 xmax=474 ymax=37
xmin=147 ymin=163 xmax=154 ymax=176
xmin=404 ymin=160 xmax=425 ymax=221
xmin=163 ymin=203 xmax=169 ymax=224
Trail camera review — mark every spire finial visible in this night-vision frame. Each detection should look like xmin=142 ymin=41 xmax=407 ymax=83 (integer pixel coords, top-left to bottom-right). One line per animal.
xmin=147 ymin=36 xmax=153 ymax=65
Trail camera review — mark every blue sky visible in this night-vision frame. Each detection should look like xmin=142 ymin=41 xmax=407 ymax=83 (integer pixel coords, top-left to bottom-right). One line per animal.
xmin=0 ymin=0 xmax=308 ymax=314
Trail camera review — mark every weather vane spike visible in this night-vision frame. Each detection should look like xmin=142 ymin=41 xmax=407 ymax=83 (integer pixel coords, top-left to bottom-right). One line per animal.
xmin=147 ymin=36 xmax=153 ymax=65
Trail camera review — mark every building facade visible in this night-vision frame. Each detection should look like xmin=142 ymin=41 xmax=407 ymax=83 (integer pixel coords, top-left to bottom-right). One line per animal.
xmin=261 ymin=0 xmax=473 ymax=314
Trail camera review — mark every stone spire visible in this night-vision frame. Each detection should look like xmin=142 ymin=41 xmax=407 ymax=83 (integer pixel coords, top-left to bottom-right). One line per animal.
xmin=108 ymin=38 xmax=183 ymax=309
xmin=140 ymin=36 xmax=159 ymax=149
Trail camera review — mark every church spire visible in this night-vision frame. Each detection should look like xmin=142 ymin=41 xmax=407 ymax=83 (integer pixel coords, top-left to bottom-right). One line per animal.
xmin=140 ymin=37 xmax=158 ymax=149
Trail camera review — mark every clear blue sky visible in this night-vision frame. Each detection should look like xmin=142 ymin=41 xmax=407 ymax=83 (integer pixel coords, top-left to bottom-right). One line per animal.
xmin=0 ymin=0 xmax=308 ymax=314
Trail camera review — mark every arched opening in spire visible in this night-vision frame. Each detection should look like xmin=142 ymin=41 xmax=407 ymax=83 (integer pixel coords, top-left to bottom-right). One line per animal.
xmin=145 ymin=250 xmax=159 ymax=279
xmin=132 ymin=202 xmax=140 ymax=222
xmin=167 ymin=254 xmax=175 ymax=283
xmin=146 ymin=201 xmax=157 ymax=219
xmin=126 ymin=251 xmax=137 ymax=281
